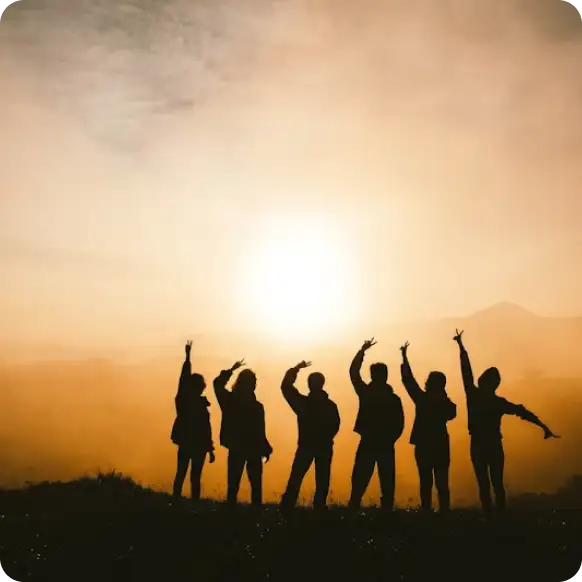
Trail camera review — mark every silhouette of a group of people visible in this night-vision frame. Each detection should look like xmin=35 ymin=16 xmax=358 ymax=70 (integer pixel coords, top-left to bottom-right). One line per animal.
xmin=171 ymin=331 xmax=559 ymax=514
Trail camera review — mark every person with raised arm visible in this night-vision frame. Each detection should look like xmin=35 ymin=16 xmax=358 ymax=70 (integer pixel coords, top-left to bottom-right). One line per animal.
xmin=348 ymin=338 xmax=405 ymax=510
xmin=213 ymin=359 xmax=272 ymax=507
xmin=171 ymin=340 xmax=215 ymax=502
xmin=400 ymin=341 xmax=456 ymax=514
xmin=280 ymin=360 xmax=341 ymax=512
xmin=453 ymin=329 xmax=560 ymax=514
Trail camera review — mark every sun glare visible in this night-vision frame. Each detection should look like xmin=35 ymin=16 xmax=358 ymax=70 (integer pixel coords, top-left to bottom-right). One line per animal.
xmin=245 ymin=216 xmax=357 ymax=342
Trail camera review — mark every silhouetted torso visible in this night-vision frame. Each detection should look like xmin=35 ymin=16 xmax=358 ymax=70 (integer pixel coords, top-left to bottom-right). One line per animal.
xmin=466 ymin=389 xmax=521 ymax=441
xmin=214 ymin=371 xmax=272 ymax=456
xmin=283 ymin=386 xmax=340 ymax=449
xmin=409 ymin=394 xmax=456 ymax=446
xmin=170 ymin=360 xmax=213 ymax=452
xmin=171 ymin=393 xmax=213 ymax=452
xmin=354 ymin=384 xmax=404 ymax=445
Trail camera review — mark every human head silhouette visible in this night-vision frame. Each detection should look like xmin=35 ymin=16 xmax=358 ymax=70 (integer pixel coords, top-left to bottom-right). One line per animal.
xmin=307 ymin=372 xmax=325 ymax=393
xmin=190 ymin=373 xmax=206 ymax=396
xmin=425 ymin=371 xmax=447 ymax=396
xmin=370 ymin=362 xmax=388 ymax=384
xmin=478 ymin=367 xmax=501 ymax=393
xmin=233 ymin=369 xmax=257 ymax=396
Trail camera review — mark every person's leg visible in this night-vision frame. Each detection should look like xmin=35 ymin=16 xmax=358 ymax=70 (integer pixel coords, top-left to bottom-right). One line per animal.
xmin=349 ymin=439 xmax=376 ymax=509
xmin=313 ymin=446 xmax=333 ymax=509
xmin=281 ymin=447 xmax=314 ymax=509
xmin=246 ymin=456 xmax=264 ymax=506
xmin=227 ymin=450 xmax=245 ymax=505
xmin=489 ymin=440 xmax=506 ymax=512
xmin=434 ymin=439 xmax=451 ymax=513
xmin=173 ymin=446 xmax=190 ymax=499
xmin=470 ymin=439 xmax=492 ymax=513
xmin=377 ymin=446 xmax=396 ymax=510
xmin=189 ymin=450 xmax=207 ymax=501
xmin=414 ymin=444 xmax=434 ymax=512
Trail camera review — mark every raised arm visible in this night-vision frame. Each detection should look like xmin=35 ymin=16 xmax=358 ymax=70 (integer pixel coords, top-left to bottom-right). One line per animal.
xmin=281 ymin=361 xmax=311 ymax=413
xmin=453 ymin=329 xmax=476 ymax=393
xmin=502 ymin=399 xmax=560 ymax=439
xmin=350 ymin=338 xmax=377 ymax=395
xmin=175 ymin=341 xmax=192 ymax=414
xmin=213 ymin=359 xmax=246 ymax=409
xmin=400 ymin=342 xmax=423 ymax=404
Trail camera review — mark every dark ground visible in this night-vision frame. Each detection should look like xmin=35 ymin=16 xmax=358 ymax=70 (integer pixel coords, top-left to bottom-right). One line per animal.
xmin=0 ymin=473 xmax=580 ymax=582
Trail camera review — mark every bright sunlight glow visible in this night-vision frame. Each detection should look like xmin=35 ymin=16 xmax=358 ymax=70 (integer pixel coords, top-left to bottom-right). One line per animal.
xmin=245 ymin=215 xmax=358 ymax=342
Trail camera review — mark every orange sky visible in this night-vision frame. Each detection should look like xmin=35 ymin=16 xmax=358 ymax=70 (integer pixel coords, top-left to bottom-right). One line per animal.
xmin=0 ymin=0 xmax=582 ymax=355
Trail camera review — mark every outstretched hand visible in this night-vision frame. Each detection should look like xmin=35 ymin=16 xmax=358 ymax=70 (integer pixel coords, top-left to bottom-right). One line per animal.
xmin=453 ymin=329 xmax=464 ymax=344
xmin=361 ymin=337 xmax=377 ymax=352
xmin=294 ymin=360 xmax=312 ymax=370
xmin=400 ymin=341 xmax=410 ymax=356
xmin=544 ymin=428 xmax=560 ymax=440
xmin=185 ymin=340 xmax=193 ymax=356
xmin=231 ymin=359 xmax=246 ymax=372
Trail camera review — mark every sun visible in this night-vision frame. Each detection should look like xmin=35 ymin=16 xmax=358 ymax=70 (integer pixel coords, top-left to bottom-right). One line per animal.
xmin=244 ymin=215 xmax=358 ymax=342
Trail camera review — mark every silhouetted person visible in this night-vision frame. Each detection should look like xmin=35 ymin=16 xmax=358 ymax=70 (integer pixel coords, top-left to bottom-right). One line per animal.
xmin=400 ymin=341 xmax=456 ymax=513
xmin=280 ymin=361 xmax=341 ymax=511
xmin=171 ymin=341 xmax=215 ymax=501
xmin=453 ymin=329 xmax=560 ymax=514
xmin=214 ymin=359 xmax=272 ymax=507
xmin=349 ymin=338 xmax=405 ymax=510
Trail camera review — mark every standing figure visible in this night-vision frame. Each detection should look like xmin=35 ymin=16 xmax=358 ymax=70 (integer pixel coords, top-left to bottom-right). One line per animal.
xmin=400 ymin=341 xmax=456 ymax=513
xmin=453 ymin=329 xmax=559 ymax=513
xmin=171 ymin=340 xmax=215 ymax=501
xmin=280 ymin=361 xmax=341 ymax=511
xmin=214 ymin=360 xmax=273 ymax=507
xmin=348 ymin=338 xmax=405 ymax=510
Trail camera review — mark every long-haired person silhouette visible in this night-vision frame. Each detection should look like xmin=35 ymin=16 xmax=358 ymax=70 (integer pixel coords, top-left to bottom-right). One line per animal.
xmin=348 ymin=338 xmax=405 ymax=510
xmin=280 ymin=361 xmax=341 ymax=512
xmin=400 ymin=341 xmax=456 ymax=513
xmin=453 ymin=329 xmax=560 ymax=514
xmin=170 ymin=341 xmax=215 ymax=501
xmin=213 ymin=360 xmax=273 ymax=507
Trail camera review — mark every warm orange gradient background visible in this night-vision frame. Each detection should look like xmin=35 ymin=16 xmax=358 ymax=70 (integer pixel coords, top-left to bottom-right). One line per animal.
xmin=0 ymin=0 xmax=581 ymax=505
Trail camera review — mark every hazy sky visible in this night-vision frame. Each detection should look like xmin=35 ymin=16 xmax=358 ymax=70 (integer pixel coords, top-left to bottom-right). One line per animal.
xmin=1 ymin=0 xmax=582 ymax=352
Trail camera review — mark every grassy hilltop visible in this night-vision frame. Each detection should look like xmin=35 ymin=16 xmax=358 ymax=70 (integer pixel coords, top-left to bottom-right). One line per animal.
xmin=0 ymin=472 xmax=580 ymax=582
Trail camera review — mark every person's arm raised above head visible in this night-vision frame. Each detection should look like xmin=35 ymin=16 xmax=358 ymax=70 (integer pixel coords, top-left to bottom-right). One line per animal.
xmin=350 ymin=338 xmax=377 ymax=395
xmin=281 ymin=361 xmax=311 ymax=413
xmin=213 ymin=359 xmax=246 ymax=409
xmin=175 ymin=341 xmax=193 ymax=414
xmin=453 ymin=330 xmax=476 ymax=393
xmin=400 ymin=342 xmax=423 ymax=404
xmin=502 ymin=399 xmax=560 ymax=440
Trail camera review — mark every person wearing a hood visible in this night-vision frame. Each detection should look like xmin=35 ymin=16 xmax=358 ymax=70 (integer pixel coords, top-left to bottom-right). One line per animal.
xmin=214 ymin=359 xmax=273 ymax=507
xmin=400 ymin=341 xmax=456 ymax=514
xmin=280 ymin=360 xmax=341 ymax=511
xmin=453 ymin=329 xmax=560 ymax=514
xmin=348 ymin=338 xmax=405 ymax=510
xmin=171 ymin=341 xmax=215 ymax=501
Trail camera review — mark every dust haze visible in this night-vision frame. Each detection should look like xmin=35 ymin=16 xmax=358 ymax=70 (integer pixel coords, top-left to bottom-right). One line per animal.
xmin=0 ymin=0 xmax=581 ymax=503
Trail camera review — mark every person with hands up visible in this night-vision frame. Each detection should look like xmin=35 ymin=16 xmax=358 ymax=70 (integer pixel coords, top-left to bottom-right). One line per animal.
xmin=280 ymin=360 xmax=341 ymax=512
xmin=453 ymin=329 xmax=560 ymax=514
xmin=348 ymin=338 xmax=405 ymax=511
xmin=214 ymin=359 xmax=273 ymax=507
xmin=400 ymin=341 xmax=456 ymax=514
xmin=171 ymin=341 xmax=215 ymax=502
